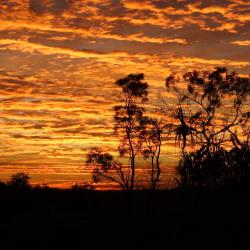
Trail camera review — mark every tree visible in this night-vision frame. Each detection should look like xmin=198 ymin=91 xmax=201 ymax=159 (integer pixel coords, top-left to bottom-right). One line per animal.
xmin=114 ymin=74 xmax=148 ymax=190
xmin=232 ymin=147 xmax=250 ymax=183
xmin=71 ymin=182 xmax=95 ymax=191
xmin=8 ymin=172 xmax=31 ymax=188
xmin=166 ymin=67 xmax=250 ymax=188
xmin=166 ymin=67 xmax=250 ymax=155
xmin=177 ymin=148 xmax=227 ymax=188
xmin=86 ymin=148 xmax=130 ymax=190
xmin=177 ymin=144 xmax=250 ymax=189
xmin=140 ymin=117 xmax=165 ymax=189
xmin=0 ymin=181 xmax=6 ymax=189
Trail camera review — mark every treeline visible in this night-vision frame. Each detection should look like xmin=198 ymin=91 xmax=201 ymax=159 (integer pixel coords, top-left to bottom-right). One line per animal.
xmin=86 ymin=67 xmax=250 ymax=190
xmin=1 ymin=67 xmax=249 ymax=191
xmin=0 ymin=172 xmax=94 ymax=191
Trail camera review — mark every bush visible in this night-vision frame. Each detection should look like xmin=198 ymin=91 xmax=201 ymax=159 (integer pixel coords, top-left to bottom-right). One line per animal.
xmin=7 ymin=172 xmax=31 ymax=189
xmin=177 ymin=145 xmax=250 ymax=189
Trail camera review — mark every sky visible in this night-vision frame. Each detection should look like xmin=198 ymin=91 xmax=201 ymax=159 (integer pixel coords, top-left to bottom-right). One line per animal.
xmin=0 ymin=0 xmax=250 ymax=188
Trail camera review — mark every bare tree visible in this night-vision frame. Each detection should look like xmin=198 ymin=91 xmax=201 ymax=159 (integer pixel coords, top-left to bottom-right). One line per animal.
xmin=86 ymin=148 xmax=130 ymax=190
xmin=140 ymin=117 xmax=165 ymax=190
xmin=114 ymin=74 xmax=148 ymax=190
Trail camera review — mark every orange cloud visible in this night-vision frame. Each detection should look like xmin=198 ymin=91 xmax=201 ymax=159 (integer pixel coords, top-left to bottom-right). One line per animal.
xmin=231 ymin=40 xmax=250 ymax=46
xmin=0 ymin=0 xmax=249 ymax=187
xmin=0 ymin=20 xmax=187 ymax=45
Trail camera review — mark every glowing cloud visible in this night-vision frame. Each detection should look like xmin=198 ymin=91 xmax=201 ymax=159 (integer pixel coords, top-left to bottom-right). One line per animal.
xmin=0 ymin=0 xmax=249 ymax=187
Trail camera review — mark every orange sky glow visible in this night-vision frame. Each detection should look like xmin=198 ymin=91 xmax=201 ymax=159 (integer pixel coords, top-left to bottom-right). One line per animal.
xmin=0 ymin=0 xmax=250 ymax=188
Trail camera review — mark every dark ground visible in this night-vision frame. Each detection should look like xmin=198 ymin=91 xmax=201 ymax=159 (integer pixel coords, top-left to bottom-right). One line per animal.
xmin=0 ymin=187 xmax=250 ymax=250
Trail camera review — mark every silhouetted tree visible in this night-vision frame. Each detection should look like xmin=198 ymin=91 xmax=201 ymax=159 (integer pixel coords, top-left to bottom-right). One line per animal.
xmin=140 ymin=117 xmax=165 ymax=189
xmin=114 ymin=74 xmax=148 ymax=190
xmin=71 ymin=182 xmax=95 ymax=191
xmin=166 ymin=68 xmax=250 ymax=188
xmin=178 ymin=143 xmax=250 ymax=188
xmin=8 ymin=172 xmax=31 ymax=188
xmin=34 ymin=183 xmax=50 ymax=190
xmin=166 ymin=67 xmax=250 ymax=154
xmin=177 ymin=149 xmax=227 ymax=188
xmin=226 ymin=143 xmax=250 ymax=186
xmin=0 ymin=181 xmax=6 ymax=189
xmin=86 ymin=148 xmax=130 ymax=190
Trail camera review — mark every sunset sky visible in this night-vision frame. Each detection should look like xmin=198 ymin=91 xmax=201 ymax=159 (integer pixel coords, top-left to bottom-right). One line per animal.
xmin=0 ymin=0 xmax=250 ymax=187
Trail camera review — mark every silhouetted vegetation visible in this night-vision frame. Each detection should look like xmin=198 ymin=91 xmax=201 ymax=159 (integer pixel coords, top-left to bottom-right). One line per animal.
xmin=178 ymin=145 xmax=250 ymax=188
xmin=166 ymin=67 xmax=249 ymax=153
xmin=166 ymin=67 xmax=250 ymax=189
xmin=84 ymin=67 xmax=249 ymax=190
xmin=114 ymin=73 xmax=149 ymax=190
xmin=140 ymin=116 xmax=166 ymax=189
xmin=3 ymin=69 xmax=247 ymax=191
xmin=7 ymin=172 xmax=31 ymax=189
xmin=86 ymin=148 xmax=130 ymax=189
xmin=71 ymin=182 xmax=95 ymax=191
xmin=86 ymin=74 xmax=167 ymax=190
xmin=1 ymin=67 xmax=250 ymax=249
xmin=1 ymin=184 xmax=250 ymax=250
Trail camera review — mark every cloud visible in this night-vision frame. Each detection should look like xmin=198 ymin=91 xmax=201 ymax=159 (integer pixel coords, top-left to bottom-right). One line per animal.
xmin=168 ymin=56 xmax=250 ymax=67
xmin=0 ymin=39 xmax=126 ymax=59
xmin=0 ymin=0 xmax=250 ymax=187
xmin=0 ymin=20 xmax=187 ymax=45
xmin=231 ymin=40 xmax=250 ymax=46
xmin=1 ymin=38 xmax=249 ymax=70
xmin=13 ymin=134 xmax=52 ymax=140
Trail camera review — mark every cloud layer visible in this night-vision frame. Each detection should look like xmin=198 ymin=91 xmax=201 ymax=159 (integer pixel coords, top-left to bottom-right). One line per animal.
xmin=0 ymin=0 xmax=249 ymax=187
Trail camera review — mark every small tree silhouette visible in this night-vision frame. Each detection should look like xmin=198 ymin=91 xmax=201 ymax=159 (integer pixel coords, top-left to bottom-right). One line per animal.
xmin=71 ymin=182 xmax=95 ymax=191
xmin=86 ymin=148 xmax=130 ymax=190
xmin=0 ymin=181 xmax=6 ymax=189
xmin=8 ymin=172 xmax=31 ymax=188
xmin=140 ymin=117 xmax=166 ymax=189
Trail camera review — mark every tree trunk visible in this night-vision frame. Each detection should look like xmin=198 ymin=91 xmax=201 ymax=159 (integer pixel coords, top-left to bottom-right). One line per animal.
xmin=130 ymin=155 xmax=135 ymax=191
xmin=151 ymin=156 xmax=156 ymax=190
